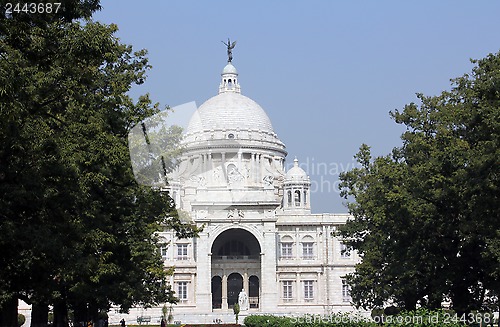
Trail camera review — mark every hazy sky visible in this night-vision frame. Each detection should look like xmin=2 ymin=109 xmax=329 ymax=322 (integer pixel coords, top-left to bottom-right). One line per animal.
xmin=94 ymin=1 xmax=500 ymax=213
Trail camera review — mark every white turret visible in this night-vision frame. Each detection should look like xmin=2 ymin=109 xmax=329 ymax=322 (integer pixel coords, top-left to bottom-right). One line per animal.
xmin=219 ymin=62 xmax=241 ymax=94
xmin=283 ymin=158 xmax=311 ymax=213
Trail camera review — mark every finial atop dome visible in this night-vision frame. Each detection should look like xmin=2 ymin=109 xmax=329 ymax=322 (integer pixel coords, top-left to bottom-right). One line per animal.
xmin=294 ymin=157 xmax=299 ymax=167
xmin=221 ymin=38 xmax=237 ymax=63
xmin=219 ymin=39 xmax=241 ymax=93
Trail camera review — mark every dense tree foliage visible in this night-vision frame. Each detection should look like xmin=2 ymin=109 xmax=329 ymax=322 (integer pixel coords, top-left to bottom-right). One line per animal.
xmin=0 ymin=1 xmax=199 ymax=326
xmin=338 ymin=52 xmax=500 ymax=314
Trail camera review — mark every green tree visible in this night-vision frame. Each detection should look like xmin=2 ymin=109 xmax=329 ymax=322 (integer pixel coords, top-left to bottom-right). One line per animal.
xmin=338 ymin=52 xmax=500 ymax=315
xmin=0 ymin=1 xmax=200 ymax=327
xmin=233 ymin=303 xmax=240 ymax=324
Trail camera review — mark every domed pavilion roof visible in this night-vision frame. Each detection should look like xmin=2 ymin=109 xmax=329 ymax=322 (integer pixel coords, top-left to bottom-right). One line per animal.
xmin=286 ymin=158 xmax=309 ymax=181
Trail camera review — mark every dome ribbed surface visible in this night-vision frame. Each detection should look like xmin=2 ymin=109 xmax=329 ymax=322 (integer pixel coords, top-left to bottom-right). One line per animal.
xmin=186 ymin=92 xmax=275 ymax=135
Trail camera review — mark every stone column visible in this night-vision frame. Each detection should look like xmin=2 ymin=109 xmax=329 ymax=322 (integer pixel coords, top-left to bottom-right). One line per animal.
xmin=170 ymin=231 xmax=175 ymax=261
xmin=221 ymin=152 xmax=226 ymax=182
xmin=296 ymin=272 xmax=302 ymax=303
xmin=317 ymin=227 xmax=322 ymax=262
xmin=208 ymin=152 xmax=213 ymax=183
xmin=325 ymin=226 xmax=332 ymax=308
xmin=243 ymin=271 xmax=249 ymax=294
xmin=190 ymin=273 xmax=195 ymax=303
xmin=259 ymin=154 xmax=264 ymax=182
xmin=317 ymin=271 xmax=322 ymax=304
xmin=222 ymin=274 xmax=228 ymax=310
xmin=259 ymin=222 xmax=278 ymax=311
xmin=250 ymin=153 xmax=255 ymax=184
xmin=195 ymin=231 xmax=212 ymax=313
xmin=201 ymin=154 xmax=206 ymax=174
xmin=301 ymin=187 xmax=305 ymax=207
xmin=295 ymin=227 xmax=300 ymax=260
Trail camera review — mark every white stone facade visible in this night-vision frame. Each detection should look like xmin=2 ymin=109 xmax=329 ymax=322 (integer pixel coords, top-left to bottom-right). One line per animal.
xmin=108 ymin=61 xmax=360 ymax=325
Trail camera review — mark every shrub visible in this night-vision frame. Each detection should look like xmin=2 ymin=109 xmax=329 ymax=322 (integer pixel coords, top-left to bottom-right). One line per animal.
xmin=18 ymin=314 xmax=26 ymax=327
xmin=244 ymin=315 xmax=293 ymax=327
xmin=383 ymin=306 xmax=401 ymax=316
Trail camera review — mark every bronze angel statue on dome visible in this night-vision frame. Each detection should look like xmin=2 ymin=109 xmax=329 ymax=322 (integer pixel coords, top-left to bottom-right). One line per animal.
xmin=222 ymin=38 xmax=237 ymax=62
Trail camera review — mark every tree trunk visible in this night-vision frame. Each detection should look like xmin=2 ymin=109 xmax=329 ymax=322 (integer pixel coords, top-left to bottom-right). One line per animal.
xmin=87 ymin=302 xmax=98 ymax=326
xmin=427 ymin=293 xmax=443 ymax=310
xmin=403 ymin=295 xmax=417 ymax=312
xmin=0 ymin=296 xmax=18 ymax=327
xmin=72 ymin=302 xmax=87 ymax=327
xmin=52 ymin=301 xmax=68 ymax=327
xmin=451 ymin=285 xmax=471 ymax=318
xmin=30 ymin=303 xmax=49 ymax=327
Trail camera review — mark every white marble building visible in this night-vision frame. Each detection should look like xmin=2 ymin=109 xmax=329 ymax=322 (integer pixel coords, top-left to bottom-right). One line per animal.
xmin=110 ymin=60 xmax=360 ymax=324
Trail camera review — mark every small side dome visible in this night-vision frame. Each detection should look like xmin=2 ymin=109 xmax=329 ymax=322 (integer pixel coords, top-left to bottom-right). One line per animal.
xmin=222 ymin=63 xmax=238 ymax=74
xmin=286 ymin=158 xmax=308 ymax=180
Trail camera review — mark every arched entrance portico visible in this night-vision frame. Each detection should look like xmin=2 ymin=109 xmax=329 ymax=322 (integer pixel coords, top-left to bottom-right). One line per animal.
xmin=211 ymin=228 xmax=261 ymax=310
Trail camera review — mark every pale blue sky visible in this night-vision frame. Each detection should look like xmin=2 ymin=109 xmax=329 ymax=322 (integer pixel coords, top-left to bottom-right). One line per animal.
xmin=95 ymin=1 xmax=500 ymax=213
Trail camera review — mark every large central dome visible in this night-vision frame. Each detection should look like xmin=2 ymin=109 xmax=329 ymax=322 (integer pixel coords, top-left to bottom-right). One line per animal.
xmin=182 ymin=62 xmax=285 ymax=154
xmin=186 ymin=92 xmax=274 ymax=135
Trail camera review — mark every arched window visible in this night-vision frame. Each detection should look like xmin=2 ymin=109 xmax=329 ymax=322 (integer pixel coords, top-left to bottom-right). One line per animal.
xmin=211 ymin=276 xmax=222 ymax=309
xmin=227 ymin=273 xmax=243 ymax=308
xmin=249 ymin=276 xmax=260 ymax=308
xmin=287 ymin=191 xmax=292 ymax=206
xmin=294 ymin=190 xmax=301 ymax=206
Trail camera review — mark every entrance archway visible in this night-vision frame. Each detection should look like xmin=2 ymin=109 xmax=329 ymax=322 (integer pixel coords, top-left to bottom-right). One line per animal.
xmin=211 ymin=228 xmax=261 ymax=310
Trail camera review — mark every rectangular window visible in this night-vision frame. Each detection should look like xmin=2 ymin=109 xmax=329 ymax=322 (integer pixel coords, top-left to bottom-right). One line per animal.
xmin=281 ymin=243 xmax=293 ymax=259
xmin=160 ymin=246 xmax=168 ymax=259
xmin=177 ymin=244 xmax=188 ymax=260
xmin=283 ymin=281 xmax=293 ymax=300
xmin=304 ymin=280 xmax=314 ymax=300
xmin=177 ymin=282 xmax=188 ymax=301
xmin=302 ymin=242 xmax=314 ymax=259
xmin=340 ymin=242 xmax=351 ymax=258
xmin=342 ymin=279 xmax=351 ymax=302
